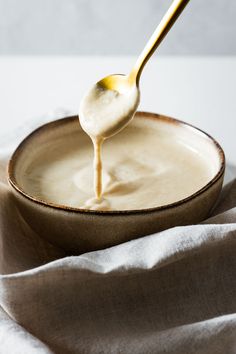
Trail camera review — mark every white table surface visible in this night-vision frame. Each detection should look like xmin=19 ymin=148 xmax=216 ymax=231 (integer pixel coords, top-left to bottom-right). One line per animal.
xmin=0 ymin=56 xmax=235 ymax=164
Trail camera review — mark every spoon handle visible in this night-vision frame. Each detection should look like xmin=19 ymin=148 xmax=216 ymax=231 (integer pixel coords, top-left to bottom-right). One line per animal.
xmin=130 ymin=0 xmax=190 ymax=84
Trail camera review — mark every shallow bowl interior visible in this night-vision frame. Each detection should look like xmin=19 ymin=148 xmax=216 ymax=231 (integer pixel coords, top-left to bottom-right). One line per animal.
xmin=8 ymin=112 xmax=225 ymax=214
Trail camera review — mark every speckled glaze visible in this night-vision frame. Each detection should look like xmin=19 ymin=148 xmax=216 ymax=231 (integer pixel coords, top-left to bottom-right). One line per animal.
xmin=8 ymin=112 xmax=225 ymax=254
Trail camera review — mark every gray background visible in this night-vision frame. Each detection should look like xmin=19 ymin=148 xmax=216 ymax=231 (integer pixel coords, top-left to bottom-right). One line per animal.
xmin=0 ymin=0 xmax=235 ymax=55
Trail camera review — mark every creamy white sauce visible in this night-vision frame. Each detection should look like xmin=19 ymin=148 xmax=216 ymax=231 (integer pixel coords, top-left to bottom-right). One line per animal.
xmin=79 ymin=83 xmax=140 ymax=201
xmin=21 ymin=117 xmax=215 ymax=211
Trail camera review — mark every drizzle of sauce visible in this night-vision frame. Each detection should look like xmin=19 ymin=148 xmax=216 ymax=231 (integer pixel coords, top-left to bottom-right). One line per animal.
xmin=92 ymin=137 xmax=103 ymax=199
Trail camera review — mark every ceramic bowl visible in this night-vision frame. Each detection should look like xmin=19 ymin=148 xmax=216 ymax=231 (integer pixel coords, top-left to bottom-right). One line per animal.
xmin=8 ymin=112 xmax=225 ymax=254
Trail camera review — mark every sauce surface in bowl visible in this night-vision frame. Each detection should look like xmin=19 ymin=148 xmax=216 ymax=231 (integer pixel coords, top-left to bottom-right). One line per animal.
xmin=17 ymin=114 xmax=219 ymax=211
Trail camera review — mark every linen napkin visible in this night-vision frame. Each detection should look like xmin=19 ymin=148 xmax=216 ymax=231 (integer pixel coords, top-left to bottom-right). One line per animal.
xmin=0 ymin=115 xmax=236 ymax=354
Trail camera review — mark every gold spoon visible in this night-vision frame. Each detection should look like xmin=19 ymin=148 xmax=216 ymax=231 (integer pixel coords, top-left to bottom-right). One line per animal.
xmin=79 ymin=0 xmax=190 ymax=141
xmin=98 ymin=0 xmax=190 ymax=91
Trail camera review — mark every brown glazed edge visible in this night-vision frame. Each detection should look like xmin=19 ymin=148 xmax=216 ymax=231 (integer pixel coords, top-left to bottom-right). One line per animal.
xmin=8 ymin=111 xmax=225 ymax=216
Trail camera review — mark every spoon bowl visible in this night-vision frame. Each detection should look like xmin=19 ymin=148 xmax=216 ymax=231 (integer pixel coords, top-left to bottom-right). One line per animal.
xmin=98 ymin=74 xmax=134 ymax=93
xmin=79 ymin=76 xmax=140 ymax=140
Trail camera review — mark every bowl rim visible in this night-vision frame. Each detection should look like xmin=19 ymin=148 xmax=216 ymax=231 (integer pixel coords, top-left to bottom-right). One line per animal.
xmin=8 ymin=111 xmax=225 ymax=215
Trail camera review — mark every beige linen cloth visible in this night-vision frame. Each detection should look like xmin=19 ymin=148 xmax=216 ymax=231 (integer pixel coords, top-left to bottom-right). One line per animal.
xmin=0 ymin=114 xmax=236 ymax=354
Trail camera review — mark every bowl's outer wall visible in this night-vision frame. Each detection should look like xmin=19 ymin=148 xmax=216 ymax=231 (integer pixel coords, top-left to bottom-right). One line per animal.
xmin=11 ymin=174 xmax=224 ymax=254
